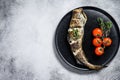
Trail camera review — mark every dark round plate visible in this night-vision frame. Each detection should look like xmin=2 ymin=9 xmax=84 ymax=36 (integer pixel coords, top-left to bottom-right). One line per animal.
xmin=55 ymin=6 xmax=120 ymax=71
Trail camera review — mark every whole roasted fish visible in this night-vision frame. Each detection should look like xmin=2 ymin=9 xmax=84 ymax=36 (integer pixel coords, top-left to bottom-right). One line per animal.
xmin=67 ymin=8 xmax=104 ymax=70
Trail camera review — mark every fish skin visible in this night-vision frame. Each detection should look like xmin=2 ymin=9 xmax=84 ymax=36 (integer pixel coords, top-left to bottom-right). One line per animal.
xmin=68 ymin=8 xmax=104 ymax=70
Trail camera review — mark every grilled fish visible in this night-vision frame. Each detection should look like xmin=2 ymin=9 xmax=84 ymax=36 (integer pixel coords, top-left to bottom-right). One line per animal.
xmin=67 ymin=8 xmax=104 ymax=70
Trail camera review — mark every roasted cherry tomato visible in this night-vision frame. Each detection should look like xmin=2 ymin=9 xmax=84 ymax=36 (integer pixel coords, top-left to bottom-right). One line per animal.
xmin=92 ymin=28 xmax=103 ymax=37
xmin=93 ymin=38 xmax=102 ymax=47
xmin=95 ymin=47 xmax=104 ymax=56
xmin=103 ymin=37 xmax=112 ymax=46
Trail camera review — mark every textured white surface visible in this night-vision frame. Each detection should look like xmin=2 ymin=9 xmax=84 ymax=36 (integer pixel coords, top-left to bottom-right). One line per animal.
xmin=0 ymin=0 xmax=120 ymax=80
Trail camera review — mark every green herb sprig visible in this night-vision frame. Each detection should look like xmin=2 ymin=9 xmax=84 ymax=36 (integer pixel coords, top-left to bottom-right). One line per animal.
xmin=97 ymin=18 xmax=112 ymax=37
xmin=73 ymin=29 xmax=80 ymax=39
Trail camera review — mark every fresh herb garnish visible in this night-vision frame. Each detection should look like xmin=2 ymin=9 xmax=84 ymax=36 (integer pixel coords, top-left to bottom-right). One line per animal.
xmin=73 ymin=29 xmax=80 ymax=39
xmin=97 ymin=18 xmax=112 ymax=37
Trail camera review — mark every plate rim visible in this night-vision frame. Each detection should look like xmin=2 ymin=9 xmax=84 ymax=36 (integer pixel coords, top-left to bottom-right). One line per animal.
xmin=55 ymin=6 xmax=120 ymax=71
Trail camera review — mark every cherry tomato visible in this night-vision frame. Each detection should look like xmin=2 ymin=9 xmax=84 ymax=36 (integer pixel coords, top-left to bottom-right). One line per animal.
xmin=95 ymin=47 xmax=104 ymax=56
xmin=103 ymin=37 xmax=112 ymax=46
xmin=93 ymin=38 xmax=102 ymax=47
xmin=92 ymin=28 xmax=103 ymax=37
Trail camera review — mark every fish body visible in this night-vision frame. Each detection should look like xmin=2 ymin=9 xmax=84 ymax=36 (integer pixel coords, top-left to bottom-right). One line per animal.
xmin=68 ymin=8 xmax=104 ymax=70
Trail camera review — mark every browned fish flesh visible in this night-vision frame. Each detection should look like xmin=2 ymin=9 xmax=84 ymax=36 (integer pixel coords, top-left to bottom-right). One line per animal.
xmin=67 ymin=8 xmax=105 ymax=70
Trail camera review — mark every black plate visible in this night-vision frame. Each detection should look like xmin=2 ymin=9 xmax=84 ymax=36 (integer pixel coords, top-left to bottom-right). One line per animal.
xmin=55 ymin=6 xmax=120 ymax=71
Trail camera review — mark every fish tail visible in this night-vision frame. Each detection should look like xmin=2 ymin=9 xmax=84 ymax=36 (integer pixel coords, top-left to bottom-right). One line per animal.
xmin=86 ymin=63 xmax=107 ymax=70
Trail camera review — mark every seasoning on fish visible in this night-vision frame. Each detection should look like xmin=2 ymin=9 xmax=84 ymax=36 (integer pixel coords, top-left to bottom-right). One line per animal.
xmin=67 ymin=8 xmax=105 ymax=70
